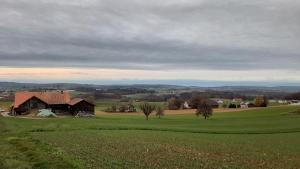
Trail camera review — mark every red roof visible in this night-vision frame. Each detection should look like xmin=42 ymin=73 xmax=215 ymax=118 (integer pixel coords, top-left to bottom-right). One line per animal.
xmin=68 ymin=98 xmax=95 ymax=106
xmin=14 ymin=91 xmax=71 ymax=108
xmin=68 ymin=98 xmax=84 ymax=105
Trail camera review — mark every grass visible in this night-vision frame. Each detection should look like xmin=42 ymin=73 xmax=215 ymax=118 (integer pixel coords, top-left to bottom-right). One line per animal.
xmin=95 ymin=101 xmax=120 ymax=111
xmin=0 ymin=105 xmax=300 ymax=168
xmin=0 ymin=101 xmax=12 ymax=110
xmin=268 ymin=102 xmax=288 ymax=106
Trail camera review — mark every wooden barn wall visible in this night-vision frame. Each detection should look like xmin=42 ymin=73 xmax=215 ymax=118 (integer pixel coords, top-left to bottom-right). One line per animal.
xmin=15 ymin=97 xmax=48 ymax=115
xmin=70 ymin=101 xmax=95 ymax=115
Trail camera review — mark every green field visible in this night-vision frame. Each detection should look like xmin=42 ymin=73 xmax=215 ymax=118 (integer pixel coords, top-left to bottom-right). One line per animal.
xmin=1 ymin=106 xmax=300 ymax=169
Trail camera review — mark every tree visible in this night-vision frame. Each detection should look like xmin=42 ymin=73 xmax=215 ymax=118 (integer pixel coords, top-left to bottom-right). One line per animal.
xmin=254 ymin=96 xmax=263 ymax=107
xmin=155 ymin=106 xmax=165 ymax=119
xmin=139 ymin=102 xmax=156 ymax=120
xmin=285 ymin=92 xmax=300 ymax=100
xmin=189 ymin=96 xmax=205 ymax=109
xmin=263 ymin=96 xmax=269 ymax=107
xmin=228 ymin=103 xmax=236 ymax=108
xmin=167 ymin=97 xmax=183 ymax=110
xmin=196 ymin=100 xmax=213 ymax=119
xmin=254 ymin=96 xmax=268 ymax=107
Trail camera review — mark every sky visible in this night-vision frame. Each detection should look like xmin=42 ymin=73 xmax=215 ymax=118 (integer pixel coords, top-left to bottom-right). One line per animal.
xmin=0 ymin=0 xmax=300 ymax=86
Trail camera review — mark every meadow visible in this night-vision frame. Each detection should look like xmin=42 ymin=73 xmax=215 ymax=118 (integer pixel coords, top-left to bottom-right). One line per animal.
xmin=0 ymin=106 xmax=300 ymax=169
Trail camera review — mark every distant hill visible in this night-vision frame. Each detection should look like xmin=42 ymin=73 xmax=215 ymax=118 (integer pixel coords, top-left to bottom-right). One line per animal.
xmin=0 ymin=82 xmax=183 ymax=91
xmin=0 ymin=81 xmax=300 ymax=93
xmin=200 ymin=86 xmax=300 ymax=93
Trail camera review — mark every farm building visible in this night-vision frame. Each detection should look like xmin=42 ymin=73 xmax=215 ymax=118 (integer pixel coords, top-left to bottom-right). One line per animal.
xmin=208 ymin=100 xmax=219 ymax=108
xmin=11 ymin=91 xmax=95 ymax=116
xmin=240 ymin=102 xmax=249 ymax=109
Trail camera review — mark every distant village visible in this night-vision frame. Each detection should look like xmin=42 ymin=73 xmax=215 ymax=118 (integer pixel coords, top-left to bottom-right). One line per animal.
xmin=1 ymin=85 xmax=300 ymax=117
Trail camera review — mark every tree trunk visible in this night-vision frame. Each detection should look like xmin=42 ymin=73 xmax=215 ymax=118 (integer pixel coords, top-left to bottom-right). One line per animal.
xmin=146 ymin=115 xmax=148 ymax=120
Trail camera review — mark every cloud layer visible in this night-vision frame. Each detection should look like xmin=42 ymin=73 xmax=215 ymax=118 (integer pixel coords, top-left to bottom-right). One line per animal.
xmin=0 ymin=0 xmax=300 ymax=82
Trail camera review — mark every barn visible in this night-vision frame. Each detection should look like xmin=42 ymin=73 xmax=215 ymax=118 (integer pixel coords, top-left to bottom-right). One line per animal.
xmin=68 ymin=98 xmax=95 ymax=115
xmin=12 ymin=91 xmax=94 ymax=116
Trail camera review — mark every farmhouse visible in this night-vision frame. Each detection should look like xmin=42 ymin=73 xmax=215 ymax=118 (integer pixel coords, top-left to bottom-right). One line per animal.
xmin=12 ymin=91 xmax=95 ymax=116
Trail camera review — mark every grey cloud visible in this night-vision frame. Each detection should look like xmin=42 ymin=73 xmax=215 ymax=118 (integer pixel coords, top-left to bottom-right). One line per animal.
xmin=0 ymin=0 xmax=299 ymax=70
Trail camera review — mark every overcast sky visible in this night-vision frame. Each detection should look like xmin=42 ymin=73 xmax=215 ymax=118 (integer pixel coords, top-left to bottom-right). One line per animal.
xmin=0 ymin=0 xmax=300 ymax=85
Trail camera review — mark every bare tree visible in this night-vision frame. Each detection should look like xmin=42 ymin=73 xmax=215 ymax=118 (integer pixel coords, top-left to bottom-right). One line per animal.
xmin=189 ymin=96 xmax=205 ymax=109
xmin=155 ymin=106 xmax=165 ymax=119
xmin=167 ymin=97 xmax=183 ymax=110
xmin=139 ymin=102 xmax=156 ymax=120
xmin=196 ymin=100 xmax=213 ymax=119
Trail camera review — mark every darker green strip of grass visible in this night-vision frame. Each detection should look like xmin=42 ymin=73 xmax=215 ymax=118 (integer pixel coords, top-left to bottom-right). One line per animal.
xmin=28 ymin=126 xmax=300 ymax=135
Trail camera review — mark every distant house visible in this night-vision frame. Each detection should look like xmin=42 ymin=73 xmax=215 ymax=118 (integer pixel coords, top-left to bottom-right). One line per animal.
xmin=232 ymin=98 xmax=243 ymax=103
xmin=217 ymin=100 xmax=224 ymax=105
xmin=183 ymin=101 xmax=190 ymax=109
xmin=240 ymin=102 xmax=249 ymax=109
xmin=288 ymin=100 xmax=300 ymax=105
xmin=278 ymin=100 xmax=288 ymax=104
xmin=12 ymin=91 xmax=95 ymax=116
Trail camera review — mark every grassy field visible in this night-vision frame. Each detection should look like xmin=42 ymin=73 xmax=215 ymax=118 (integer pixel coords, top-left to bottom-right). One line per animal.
xmin=0 ymin=106 xmax=300 ymax=169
